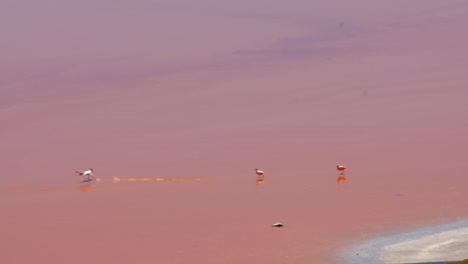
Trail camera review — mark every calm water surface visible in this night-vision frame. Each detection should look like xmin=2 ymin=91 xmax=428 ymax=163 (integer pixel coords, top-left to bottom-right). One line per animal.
xmin=1 ymin=1 xmax=468 ymax=263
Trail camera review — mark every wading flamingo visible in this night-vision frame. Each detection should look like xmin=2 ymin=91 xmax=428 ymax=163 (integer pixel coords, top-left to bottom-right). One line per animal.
xmin=76 ymin=168 xmax=95 ymax=180
xmin=336 ymin=165 xmax=346 ymax=175
xmin=255 ymin=168 xmax=265 ymax=178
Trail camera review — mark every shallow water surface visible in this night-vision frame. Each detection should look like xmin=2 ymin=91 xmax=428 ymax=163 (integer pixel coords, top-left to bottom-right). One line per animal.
xmin=1 ymin=1 xmax=468 ymax=263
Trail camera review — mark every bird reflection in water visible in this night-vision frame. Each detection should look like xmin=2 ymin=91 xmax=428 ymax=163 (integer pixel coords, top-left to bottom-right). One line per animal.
xmin=79 ymin=183 xmax=94 ymax=192
xmin=256 ymin=177 xmax=265 ymax=187
xmin=337 ymin=175 xmax=347 ymax=183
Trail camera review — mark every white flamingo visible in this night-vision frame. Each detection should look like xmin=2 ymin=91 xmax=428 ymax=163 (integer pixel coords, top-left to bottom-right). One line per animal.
xmin=255 ymin=168 xmax=265 ymax=178
xmin=76 ymin=168 xmax=95 ymax=180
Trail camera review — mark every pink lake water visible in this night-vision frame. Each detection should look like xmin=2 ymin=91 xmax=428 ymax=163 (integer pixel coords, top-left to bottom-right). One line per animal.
xmin=1 ymin=1 xmax=468 ymax=263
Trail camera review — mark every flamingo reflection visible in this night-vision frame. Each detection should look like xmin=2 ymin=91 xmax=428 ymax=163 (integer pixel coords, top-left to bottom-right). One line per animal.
xmin=79 ymin=183 xmax=94 ymax=192
xmin=337 ymin=175 xmax=347 ymax=183
xmin=255 ymin=177 xmax=265 ymax=187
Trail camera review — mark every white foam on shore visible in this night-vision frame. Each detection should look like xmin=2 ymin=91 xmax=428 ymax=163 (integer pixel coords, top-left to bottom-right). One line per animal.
xmin=340 ymin=219 xmax=468 ymax=264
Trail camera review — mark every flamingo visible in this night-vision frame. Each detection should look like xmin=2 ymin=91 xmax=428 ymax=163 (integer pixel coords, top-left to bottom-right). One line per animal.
xmin=255 ymin=168 xmax=265 ymax=178
xmin=336 ymin=165 xmax=346 ymax=175
xmin=76 ymin=168 xmax=95 ymax=180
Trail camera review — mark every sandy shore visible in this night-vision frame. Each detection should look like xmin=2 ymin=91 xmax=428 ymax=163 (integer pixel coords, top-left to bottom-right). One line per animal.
xmin=341 ymin=220 xmax=468 ymax=264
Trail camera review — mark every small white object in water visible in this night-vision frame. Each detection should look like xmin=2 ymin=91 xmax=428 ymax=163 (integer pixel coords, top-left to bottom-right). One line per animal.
xmin=272 ymin=222 xmax=284 ymax=228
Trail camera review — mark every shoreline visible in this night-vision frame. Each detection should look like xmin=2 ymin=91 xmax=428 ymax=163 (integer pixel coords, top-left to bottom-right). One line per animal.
xmin=340 ymin=219 xmax=468 ymax=264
